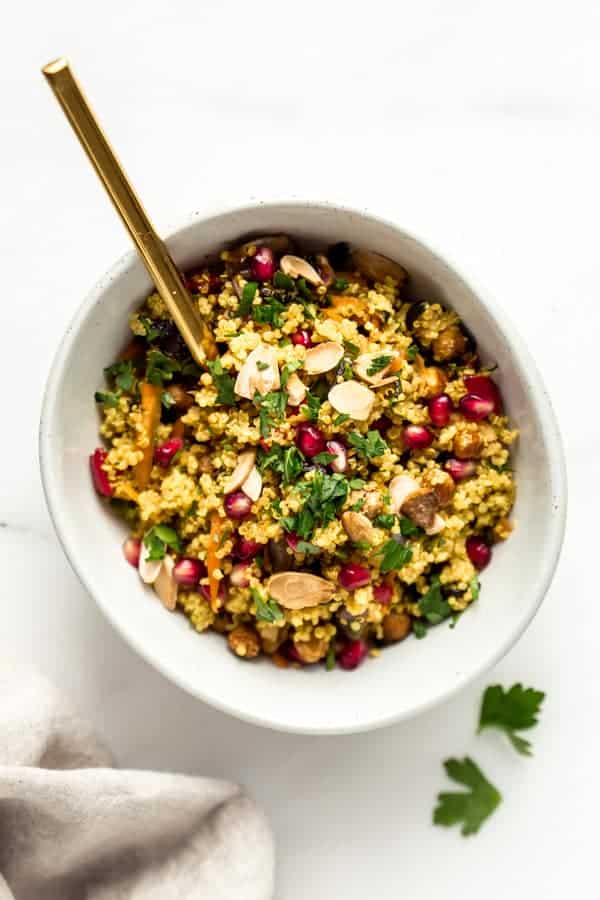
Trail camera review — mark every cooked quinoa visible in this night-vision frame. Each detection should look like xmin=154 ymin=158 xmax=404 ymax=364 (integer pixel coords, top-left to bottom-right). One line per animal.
xmin=90 ymin=237 xmax=517 ymax=671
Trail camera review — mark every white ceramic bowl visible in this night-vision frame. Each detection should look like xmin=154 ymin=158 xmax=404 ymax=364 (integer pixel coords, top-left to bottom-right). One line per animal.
xmin=40 ymin=202 xmax=566 ymax=734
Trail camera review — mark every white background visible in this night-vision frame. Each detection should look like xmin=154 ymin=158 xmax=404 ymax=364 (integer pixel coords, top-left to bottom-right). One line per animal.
xmin=1 ymin=1 xmax=596 ymax=896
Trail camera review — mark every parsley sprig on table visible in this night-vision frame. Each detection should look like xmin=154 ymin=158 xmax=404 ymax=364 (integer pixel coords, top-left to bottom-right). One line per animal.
xmin=478 ymin=684 xmax=545 ymax=756
xmin=434 ymin=757 xmax=502 ymax=836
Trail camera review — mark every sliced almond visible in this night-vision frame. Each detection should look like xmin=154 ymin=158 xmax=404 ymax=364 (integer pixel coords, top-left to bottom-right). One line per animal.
xmin=286 ymin=372 xmax=307 ymax=407
xmin=352 ymin=248 xmax=408 ymax=285
xmin=303 ymin=341 xmax=344 ymax=375
xmin=280 ymin=254 xmax=323 ymax=286
xmin=342 ymin=510 xmax=376 ymax=544
xmin=354 ymin=351 xmax=401 ymax=387
xmin=153 ymin=556 xmax=178 ymax=611
xmin=389 ymin=474 xmax=420 ymax=514
xmin=234 ymin=343 xmax=280 ymax=399
xmin=328 ymin=380 xmax=375 ymax=421
xmin=241 ymin=465 xmax=262 ymax=501
xmin=266 ymin=572 xmax=336 ymax=610
xmin=138 ymin=541 xmax=162 ymax=585
xmin=425 ymin=514 xmax=446 ymax=536
xmin=224 ymin=450 xmax=256 ymax=494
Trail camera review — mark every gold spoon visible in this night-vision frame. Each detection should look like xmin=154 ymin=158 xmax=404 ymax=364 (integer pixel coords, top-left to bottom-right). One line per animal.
xmin=42 ymin=58 xmax=217 ymax=364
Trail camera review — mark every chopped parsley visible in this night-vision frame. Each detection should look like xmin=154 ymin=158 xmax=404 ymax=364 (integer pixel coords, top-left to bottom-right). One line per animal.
xmin=139 ymin=315 xmax=159 ymax=341
xmin=349 ymin=496 xmax=365 ymax=512
xmin=273 ymin=271 xmax=295 ymax=291
xmin=433 ymin=757 xmax=501 ymax=836
xmin=333 ymin=277 xmax=349 ymax=291
xmin=283 ymin=446 xmax=305 ymax=484
xmin=280 ymin=358 xmax=302 ymax=388
xmin=252 ymin=296 xmax=286 ymax=326
xmin=478 ymin=684 xmax=545 ymax=756
xmin=296 ymin=540 xmax=321 ymax=555
xmin=94 ymin=390 xmax=120 ymax=407
xmin=256 ymin=361 xmax=269 ymax=371
xmin=334 ymin=413 xmax=350 ymax=426
xmin=366 ymin=354 xmax=392 ymax=376
xmin=378 ymin=539 xmax=413 ymax=574
xmin=406 ymin=344 xmax=419 ymax=361
xmin=399 ymin=516 xmax=422 ymax=537
xmin=374 ymin=513 xmax=396 ymax=529
xmin=313 ymin=452 xmax=337 ymax=466
xmin=418 ymin=576 xmax=451 ymax=625
xmin=469 ymin=576 xmax=480 ymax=601
xmin=104 ymin=359 xmax=135 ymax=391
xmin=283 ymin=470 xmax=349 ymax=539
xmin=348 ymin=430 xmax=388 ymax=460
xmin=145 ymin=350 xmax=180 ymax=386
xmin=303 ymin=392 xmax=321 ymax=422
xmin=325 ymin=642 xmax=337 ymax=670
xmin=252 ymin=588 xmax=284 ymax=624
xmin=206 ymin=358 xmax=236 ymax=406
xmin=342 ymin=339 xmax=360 ymax=358
xmin=143 ymin=524 xmax=182 ymax=561
xmin=238 ymin=281 xmax=258 ymax=317
xmin=255 ymin=390 xmax=287 ymax=438
xmin=413 ymin=619 xmax=428 ymax=639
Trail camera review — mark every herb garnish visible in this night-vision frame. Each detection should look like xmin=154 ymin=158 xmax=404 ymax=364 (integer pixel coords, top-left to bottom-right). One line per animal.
xmin=478 ymin=684 xmax=545 ymax=756
xmin=334 ymin=413 xmax=350 ymax=426
xmin=143 ymin=524 xmax=182 ymax=561
xmin=94 ymin=391 xmax=120 ymax=407
xmin=374 ymin=513 xmax=396 ymax=529
xmin=206 ymin=358 xmax=236 ymax=406
xmin=255 ymin=390 xmax=287 ymax=438
xmin=139 ymin=315 xmax=159 ymax=341
xmin=281 ymin=470 xmax=349 ymax=539
xmin=378 ymin=540 xmax=413 ymax=574
xmin=146 ymin=350 xmax=180 ymax=386
xmin=252 ymin=587 xmax=284 ymax=624
xmin=413 ymin=620 xmax=428 ymax=639
xmin=418 ymin=576 xmax=451 ymax=625
xmin=366 ymin=354 xmax=392 ymax=376
xmin=342 ymin=339 xmax=360 ymax=358
xmin=348 ymin=430 xmax=388 ymax=460
xmin=238 ymin=281 xmax=258 ymax=317
xmin=105 ymin=359 xmax=135 ymax=391
xmin=303 ymin=392 xmax=321 ymax=422
xmin=280 ymin=358 xmax=302 ymax=388
xmin=433 ymin=758 xmax=501 ymax=836
xmin=399 ymin=516 xmax=422 ymax=537
xmin=406 ymin=344 xmax=419 ymax=361
xmin=333 ymin=277 xmax=349 ymax=292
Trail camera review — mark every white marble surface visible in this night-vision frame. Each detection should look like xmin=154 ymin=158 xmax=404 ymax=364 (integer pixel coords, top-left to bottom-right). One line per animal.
xmin=1 ymin=1 xmax=596 ymax=896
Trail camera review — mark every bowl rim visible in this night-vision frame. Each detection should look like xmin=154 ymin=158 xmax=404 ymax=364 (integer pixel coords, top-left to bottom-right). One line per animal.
xmin=39 ymin=200 xmax=568 ymax=734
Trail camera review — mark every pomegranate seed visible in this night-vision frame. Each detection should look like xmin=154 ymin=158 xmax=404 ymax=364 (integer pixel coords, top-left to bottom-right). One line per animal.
xmin=445 ymin=458 xmax=477 ymax=481
xmin=373 ymin=584 xmax=392 ymax=605
xmin=224 ymin=491 xmax=253 ymax=520
xmin=251 ymin=246 xmax=275 ymax=281
xmin=285 ymin=532 xmax=300 ymax=551
xmin=199 ymin=581 xmax=227 ymax=603
xmin=173 ymin=557 xmax=206 ymax=586
xmin=233 ymin=536 xmax=261 ymax=560
xmin=291 ymin=329 xmax=313 ymax=348
xmin=296 ymin=423 xmax=326 ymax=457
xmin=282 ymin=641 xmax=304 ymax=664
xmin=122 ymin=537 xmax=141 ymax=568
xmin=370 ymin=416 xmax=391 ymax=435
xmin=154 ymin=437 xmax=183 ymax=468
xmin=403 ymin=425 xmax=433 ymax=450
xmin=428 ymin=394 xmax=453 ymax=427
xmin=459 ymin=394 xmax=494 ymax=421
xmin=466 ymin=536 xmax=492 ymax=570
xmin=338 ymin=638 xmax=369 ymax=671
xmin=325 ymin=439 xmax=347 ymax=473
xmin=230 ymin=561 xmax=252 ymax=588
xmin=90 ymin=448 xmax=113 ymax=497
xmin=259 ymin=438 xmax=271 ymax=452
xmin=464 ymin=374 xmax=502 ymax=413
xmin=208 ymin=273 xmax=222 ymax=294
xmin=339 ymin=562 xmax=372 ymax=590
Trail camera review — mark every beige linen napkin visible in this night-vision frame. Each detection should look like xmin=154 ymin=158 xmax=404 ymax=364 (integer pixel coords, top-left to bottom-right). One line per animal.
xmin=0 ymin=662 xmax=274 ymax=900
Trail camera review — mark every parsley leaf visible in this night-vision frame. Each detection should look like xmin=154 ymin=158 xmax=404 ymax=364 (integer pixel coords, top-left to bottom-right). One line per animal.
xmin=303 ymin=392 xmax=321 ymax=422
xmin=94 ymin=390 xmax=120 ymax=407
xmin=280 ymin=358 xmax=302 ymax=388
xmin=413 ymin=620 xmax=428 ymax=639
xmin=470 ymin=576 xmax=481 ymax=601
xmin=313 ymin=452 xmax=337 ymax=465
xmin=252 ymin=296 xmax=286 ymax=326
xmin=143 ymin=524 xmax=182 ymax=561
xmin=399 ymin=516 xmax=422 ymax=537
xmin=206 ymin=358 xmax=236 ymax=406
xmin=273 ymin=271 xmax=295 ymax=291
xmin=256 ymin=361 xmax=269 ymax=371
xmin=366 ymin=354 xmax=392 ymax=376
xmin=104 ymin=359 xmax=135 ymax=391
xmin=146 ymin=350 xmax=180 ymax=386
xmin=348 ymin=430 xmax=388 ymax=460
xmin=406 ymin=344 xmax=419 ymax=361
xmin=325 ymin=642 xmax=337 ymax=670
xmin=252 ymin=588 xmax=284 ymax=624
xmin=334 ymin=413 xmax=350 ymax=426
xmin=283 ymin=446 xmax=305 ymax=484
xmin=348 ymin=478 xmax=366 ymax=489
xmin=286 ymin=470 xmax=349 ymax=539
xmin=433 ymin=757 xmax=502 ymax=836
xmin=255 ymin=390 xmax=287 ymax=438
xmin=378 ymin=539 xmax=413 ymax=574
xmin=258 ymin=444 xmax=285 ymax=475
xmin=238 ymin=281 xmax=258 ymax=317
xmin=333 ymin=277 xmax=348 ymax=291
xmin=374 ymin=513 xmax=395 ymax=529
xmin=139 ymin=315 xmax=159 ymax=341
xmin=296 ymin=540 xmax=321 ymax=555
xmin=478 ymin=684 xmax=545 ymax=756
xmin=342 ymin=340 xmax=359 ymax=358
xmin=418 ymin=576 xmax=451 ymax=625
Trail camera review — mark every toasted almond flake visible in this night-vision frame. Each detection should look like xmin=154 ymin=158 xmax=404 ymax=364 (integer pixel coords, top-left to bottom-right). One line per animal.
xmin=266 ymin=572 xmax=336 ymax=609
xmin=352 ymin=248 xmax=408 ymax=284
xmin=153 ymin=556 xmax=178 ymax=611
xmin=286 ymin=372 xmax=307 ymax=407
xmin=389 ymin=474 xmax=420 ymax=514
xmin=303 ymin=341 xmax=344 ymax=375
xmin=354 ymin=351 xmax=401 ymax=387
xmin=328 ymin=380 xmax=375 ymax=421
xmin=425 ymin=514 xmax=446 ymax=536
xmin=234 ymin=343 xmax=280 ymax=399
xmin=341 ymin=510 xmax=376 ymax=544
xmin=241 ymin=465 xmax=262 ymax=501
xmin=280 ymin=254 xmax=323 ymax=286
xmin=224 ymin=450 xmax=256 ymax=494
xmin=138 ymin=542 xmax=162 ymax=585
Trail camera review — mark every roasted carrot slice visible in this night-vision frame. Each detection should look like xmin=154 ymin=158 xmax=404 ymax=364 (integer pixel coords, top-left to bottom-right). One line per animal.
xmin=388 ymin=356 xmax=404 ymax=374
xmin=134 ymin=382 xmax=162 ymax=489
xmin=207 ymin=512 xmax=223 ymax=612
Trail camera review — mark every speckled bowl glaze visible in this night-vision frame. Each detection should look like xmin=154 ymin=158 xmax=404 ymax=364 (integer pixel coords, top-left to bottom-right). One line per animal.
xmin=39 ymin=202 xmax=567 ymax=734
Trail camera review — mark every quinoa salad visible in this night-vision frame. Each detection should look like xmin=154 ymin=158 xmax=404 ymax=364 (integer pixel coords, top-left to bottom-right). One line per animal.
xmin=90 ymin=236 xmax=517 ymax=671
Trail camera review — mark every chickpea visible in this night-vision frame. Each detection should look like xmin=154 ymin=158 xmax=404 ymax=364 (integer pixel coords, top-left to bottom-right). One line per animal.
xmin=453 ymin=429 xmax=483 ymax=460
xmin=420 ymin=366 xmax=447 ymax=398
xmin=227 ymin=625 xmax=261 ymax=659
xmin=421 ymin=469 xmax=455 ymax=507
xmin=382 ymin=612 xmax=412 ymax=644
xmin=293 ymin=637 xmax=329 ymax=664
xmin=432 ymin=325 xmax=467 ymax=362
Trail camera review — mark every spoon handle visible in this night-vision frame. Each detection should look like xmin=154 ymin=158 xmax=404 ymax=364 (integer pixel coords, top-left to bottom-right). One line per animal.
xmin=42 ymin=58 xmax=216 ymax=363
